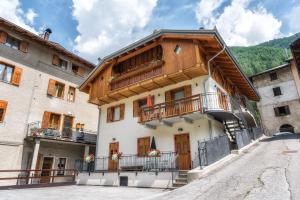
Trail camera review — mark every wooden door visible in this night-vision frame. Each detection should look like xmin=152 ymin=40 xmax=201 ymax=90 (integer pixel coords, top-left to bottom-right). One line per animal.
xmin=40 ymin=157 xmax=53 ymax=183
xmin=217 ymin=88 xmax=228 ymax=111
xmin=62 ymin=115 xmax=73 ymax=138
xmin=174 ymin=134 xmax=191 ymax=170
xmin=108 ymin=142 xmax=119 ymax=171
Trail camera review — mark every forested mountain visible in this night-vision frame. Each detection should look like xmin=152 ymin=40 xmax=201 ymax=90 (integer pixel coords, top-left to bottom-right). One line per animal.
xmin=230 ymin=32 xmax=299 ymax=76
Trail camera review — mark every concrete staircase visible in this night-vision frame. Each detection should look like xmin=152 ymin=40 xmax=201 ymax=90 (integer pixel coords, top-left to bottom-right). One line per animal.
xmin=172 ymin=170 xmax=188 ymax=188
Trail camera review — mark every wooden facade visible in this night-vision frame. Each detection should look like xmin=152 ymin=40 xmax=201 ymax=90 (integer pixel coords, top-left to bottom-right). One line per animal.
xmin=80 ymin=31 xmax=259 ymax=105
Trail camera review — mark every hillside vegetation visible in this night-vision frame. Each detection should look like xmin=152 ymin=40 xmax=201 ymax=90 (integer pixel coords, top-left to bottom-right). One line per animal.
xmin=230 ymin=32 xmax=299 ymax=76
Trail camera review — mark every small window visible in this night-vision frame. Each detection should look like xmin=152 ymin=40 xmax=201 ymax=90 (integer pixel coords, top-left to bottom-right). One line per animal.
xmin=67 ymin=86 xmax=76 ymax=102
xmin=72 ymin=64 xmax=79 ymax=74
xmin=57 ymin=158 xmax=67 ymax=175
xmin=174 ymin=45 xmax=181 ymax=55
xmin=113 ymin=106 xmax=121 ymax=121
xmin=270 ymin=72 xmax=278 ymax=81
xmin=49 ymin=113 xmax=61 ymax=129
xmin=274 ymin=106 xmax=290 ymax=117
xmin=0 ymin=63 xmax=14 ymax=83
xmin=5 ymin=35 xmax=20 ymax=50
xmin=172 ymin=89 xmax=185 ymax=100
xmin=273 ymin=87 xmax=282 ymax=96
xmin=59 ymin=59 xmax=68 ymax=70
xmin=54 ymin=82 xmax=65 ymax=98
xmin=0 ymin=100 xmax=8 ymax=123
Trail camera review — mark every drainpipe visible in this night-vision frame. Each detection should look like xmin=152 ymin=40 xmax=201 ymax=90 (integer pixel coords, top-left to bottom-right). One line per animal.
xmin=94 ymin=106 xmax=101 ymax=170
xmin=203 ymin=45 xmax=227 ymax=109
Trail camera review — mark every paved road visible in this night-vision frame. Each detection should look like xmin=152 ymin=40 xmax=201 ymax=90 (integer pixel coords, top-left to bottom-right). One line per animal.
xmin=148 ymin=133 xmax=300 ymax=200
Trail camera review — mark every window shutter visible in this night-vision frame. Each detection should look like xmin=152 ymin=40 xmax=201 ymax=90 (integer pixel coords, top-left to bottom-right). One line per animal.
xmin=184 ymin=85 xmax=192 ymax=97
xmin=41 ymin=111 xmax=51 ymax=128
xmin=47 ymin=79 xmax=56 ymax=96
xmin=165 ymin=90 xmax=172 ymax=102
xmin=11 ymin=67 xmax=23 ymax=86
xmin=133 ymin=100 xmax=139 ymax=117
xmin=0 ymin=100 xmax=8 ymax=122
xmin=0 ymin=31 xmax=7 ymax=44
xmin=274 ymin=107 xmax=279 ymax=117
xmin=19 ymin=41 xmax=29 ymax=53
xmin=57 ymin=114 xmax=61 ymax=130
xmin=107 ymin=107 xmax=112 ymax=123
xmin=78 ymin=67 xmax=86 ymax=77
xmin=52 ymin=55 xmax=60 ymax=66
xmin=285 ymin=106 xmax=290 ymax=115
xmin=120 ymin=104 xmax=125 ymax=120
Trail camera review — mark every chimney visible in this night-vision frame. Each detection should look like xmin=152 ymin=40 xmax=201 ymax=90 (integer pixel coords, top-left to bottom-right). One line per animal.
xmin=43 ymin=28 xmax=52 ymax=40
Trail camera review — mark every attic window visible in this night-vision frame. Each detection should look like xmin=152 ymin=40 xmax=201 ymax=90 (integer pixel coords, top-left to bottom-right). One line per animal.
xmin=72 ymin=64 xmax=79 ymax=74
xmin=174 ymin=45 xmax=181 ymax=55
xmin=270 ymin=72 xmax=277 ymax=81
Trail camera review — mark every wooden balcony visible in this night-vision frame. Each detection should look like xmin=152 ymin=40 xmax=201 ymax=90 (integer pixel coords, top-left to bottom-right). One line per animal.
xmin=110 ymin=60 xmax=164 ymax=91
xmin=140 ymin=93 xmax=230 ymax=124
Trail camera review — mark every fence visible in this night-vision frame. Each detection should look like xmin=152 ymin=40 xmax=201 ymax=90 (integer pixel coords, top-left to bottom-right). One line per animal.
xmin=76 ymin=152 xmax=178 ymax=172
xmin=195 ymin=135 xmax=231 ymax=168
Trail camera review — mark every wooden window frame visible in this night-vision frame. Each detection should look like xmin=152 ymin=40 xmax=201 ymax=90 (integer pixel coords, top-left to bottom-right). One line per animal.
xmin=49 ymin=112 xmax=61 ymax=130
xmin=56 ymin=157 xmax=68 ymax=176
xmin=107 ymin=104 xmax=125 ymax=123
xmin=0 ymin=100 xmax=8 ymax=123
xmin=274 ymin=105 xmax=290 ymax=117
xmin=133 ymin=97 xmax=148 ymax=118
xmin=5 ymin=34 xmax=21 ymax=50
xmin=0 ymin=61 xmax=22 ymax=86
xmin=67 ymin=86 xmax=76 ymax=102
xmin=59 ymin=58 xmax=68 ymax=70
xmin=137 ymin=137 xmax=151 ymax=157
xmin=47 ymin=79 xmax=65 ymax=99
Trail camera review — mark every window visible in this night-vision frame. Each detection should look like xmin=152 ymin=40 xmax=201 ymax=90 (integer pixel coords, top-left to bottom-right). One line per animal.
xmin=47 ymin=79 xmax=65 ymax=99
xmin=57 ymin=158 xmax=67 ymax=175
xmin=49 ymin=113 xmax=61 ymax=129
xmin=0 ymin=100 xmax=8 ymax=123
xmin=137 ymin=137 xmax=150 ymax=156
xmin=0 ymin=63 xmax=13 ymax=83
xmin=59 ymin=58 xmax=68 ymax=70
xmin=273 ymin=87 xmax=282 ymax=96
xmin=274 ymin=106 xmax=290 ymax=117
xmin=172 ymin=89 xmax=185 ymax=100
xmin=5 ymin=35 xmax=20 ymax=50
xmin=270 ymin=72 xmax=278 ymax=81
xmin=67 ymin=86 xmax=76 ymax=102
xmin=174 ymin=45 xmax=181 ymax=55
xmin=107 ymin=104 xmax=125 ymax=122
xmin=72 ymin=64 xmax=79 ymax=74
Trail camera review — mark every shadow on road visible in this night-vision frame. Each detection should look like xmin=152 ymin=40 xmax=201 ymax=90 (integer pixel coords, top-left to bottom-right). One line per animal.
xmin=260 ymin=133 xmax=300 ymax=142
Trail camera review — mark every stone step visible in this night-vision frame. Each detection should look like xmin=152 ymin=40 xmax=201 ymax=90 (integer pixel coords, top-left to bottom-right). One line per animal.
xmin=172 ymin=182 xmax=187 ymax=187
xmin=175 ymin=178 xmax=187 ymax=183
xmin=178 ymin=174 xmax=187 ymax=178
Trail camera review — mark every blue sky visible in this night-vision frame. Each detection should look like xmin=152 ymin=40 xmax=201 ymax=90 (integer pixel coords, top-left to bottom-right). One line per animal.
xmin=1 ymin=0 xmax=299 ymax=63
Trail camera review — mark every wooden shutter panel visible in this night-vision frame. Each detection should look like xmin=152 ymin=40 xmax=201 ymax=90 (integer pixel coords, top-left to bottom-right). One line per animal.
xmin=0 ymin=31 xmax=7 ymax=44
xmin=52 ymin=55 xmax=60 ymax=66
xmin=11 ymin=67 xmax=23 ymax=86
xmin=120 ymin=104 xmax=125 ymax=120
xmin=0 ymin=100 xmax=7 ymax=122
xmin=41 ymin=111 xmax=51 ymax=128
xmin=78 ymin=67 xmax=86 ymax=77
xmin=133 ymin=100 xmax=139 ymax=117
xmin=19 ymin=41 xmax=29 ymax=53
xmin=184 ymin=85 xmax=192 ymax=97
xmin=165 ymin=90 xmax=172 ymax=102
xmin=47 ymin=79 xmax=56 ymax=96
xmin=274 ymin=107 xmax=279 ymax=117
xmin=107 ymin=107 xmax=112 ymax=123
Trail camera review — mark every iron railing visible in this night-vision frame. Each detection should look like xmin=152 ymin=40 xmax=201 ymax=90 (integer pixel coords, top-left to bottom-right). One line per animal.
xmin=76 ymin=152 xmax=178 ymax=172
xmin=27 ymin=121 xmax=97 ymax=144
xmin=140 ymin=92 xmax=231 ymax=123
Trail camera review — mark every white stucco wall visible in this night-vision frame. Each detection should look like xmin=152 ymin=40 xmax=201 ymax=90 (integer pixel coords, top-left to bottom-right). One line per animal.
xmin=96 ymin=76 xmax=227 ymax=169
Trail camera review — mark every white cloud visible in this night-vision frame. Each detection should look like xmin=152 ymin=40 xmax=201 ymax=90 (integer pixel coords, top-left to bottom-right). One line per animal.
xmin=0 ymin=0 xmax=37 ymax=33
xmin=286 ymin=5 xmax=300 ymax=34
xmin=195 ymin=0 xmax=282 ymax=46
xmin=25 ymin=9 xmax=38 ymax=25
xmin=72 ymin=0 xmax=158 ymax=62
xmin=196 ymin=0 xmax=225 ymax=28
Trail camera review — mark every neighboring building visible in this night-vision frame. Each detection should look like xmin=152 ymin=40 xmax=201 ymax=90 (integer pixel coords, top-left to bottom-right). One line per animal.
xmin=0 ymin=18 xmax=98 ymax=183
xmin=250 ymin=38 xmax=300 ymax=135
xmin=79 ymin=29 xmax=260 ymax=187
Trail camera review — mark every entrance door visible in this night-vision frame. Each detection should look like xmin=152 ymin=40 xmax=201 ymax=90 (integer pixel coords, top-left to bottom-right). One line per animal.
xmin=108 ymin=142 xmax=119 ymax=171
xmin=174 ymin=134 xmax=191 ymax=170
xmin=40 ymin=157 xmax=54 ymax=183
xmin=62 ymin=115 xmax=73 ymax=138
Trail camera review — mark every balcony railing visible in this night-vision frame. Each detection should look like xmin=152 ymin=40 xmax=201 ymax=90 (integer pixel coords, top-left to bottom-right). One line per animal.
xmin=140 ymin=93 xmax=230 ymax=123
xmin=75 ymin=152 xmax=178 ymax=172
xmin=27 ymin=121 xmax=97 ymax=144
xmin=110 ymin=60 xmax=164 ymax=90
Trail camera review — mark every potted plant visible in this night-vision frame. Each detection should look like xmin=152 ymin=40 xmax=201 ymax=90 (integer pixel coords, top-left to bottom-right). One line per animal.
xmin=148 ymin=149 xmax=160 ymax=157
xmin=112 ymin=152 xmax=122 ymax=161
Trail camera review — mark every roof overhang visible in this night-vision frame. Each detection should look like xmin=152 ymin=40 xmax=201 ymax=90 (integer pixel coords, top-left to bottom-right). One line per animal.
xmin=79 ymin=29 xmax=260 ymax=101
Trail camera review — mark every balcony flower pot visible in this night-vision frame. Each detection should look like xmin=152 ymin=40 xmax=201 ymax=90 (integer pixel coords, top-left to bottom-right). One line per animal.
xmin=148 ymin=149 xmax=160 ymax=157
xmin=85 ymin=154 xmax=95 ymax=163
xmin=112 ymin=152 xmax=122 ymax=162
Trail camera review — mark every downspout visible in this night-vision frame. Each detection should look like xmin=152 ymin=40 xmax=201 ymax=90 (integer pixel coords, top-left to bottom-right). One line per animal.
xmin=94 ymin=106 xmax=101 ymax=170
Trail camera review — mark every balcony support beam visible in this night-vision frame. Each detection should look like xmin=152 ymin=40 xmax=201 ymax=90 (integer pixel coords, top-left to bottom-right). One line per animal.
xmin=162 ymin=120 xmax=173 ymax=127
xmin=183 ymin=117 xmax=194 ymax=124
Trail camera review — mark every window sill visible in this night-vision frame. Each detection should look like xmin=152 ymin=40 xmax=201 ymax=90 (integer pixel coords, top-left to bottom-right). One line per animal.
xmin=47 ymin=94 xmax=64 ymax=100
xmin=0 ymin=80 xmax=16 ymax=86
